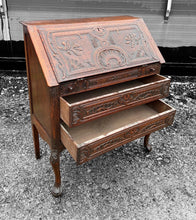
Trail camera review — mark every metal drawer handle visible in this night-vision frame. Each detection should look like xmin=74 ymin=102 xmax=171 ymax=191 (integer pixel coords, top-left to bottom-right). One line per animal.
xmin=68 ymin=85 xmax=74 ymax=92
xmin=150 ymin=67 xmax=155 ymax=72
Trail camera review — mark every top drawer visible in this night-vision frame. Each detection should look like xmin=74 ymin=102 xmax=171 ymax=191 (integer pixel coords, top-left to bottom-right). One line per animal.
xmin=60 ymin=62 xmax=161 ymax=96
xmin=60 ymin=74 xmax=170 ymax=127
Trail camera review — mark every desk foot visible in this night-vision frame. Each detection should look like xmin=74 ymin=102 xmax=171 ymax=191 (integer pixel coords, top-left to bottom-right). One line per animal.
xmin=51 ymin=185 xmax=62 ymax=197
xmin=50 ymin=149 xmax=62 ymax=197
xmin=144 ymin=134 xmax=152 ymax=152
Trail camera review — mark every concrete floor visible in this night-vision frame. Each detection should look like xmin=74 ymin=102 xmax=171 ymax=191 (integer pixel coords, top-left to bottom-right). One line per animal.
xmin=0 ymin=73 xmax=196 ymax=220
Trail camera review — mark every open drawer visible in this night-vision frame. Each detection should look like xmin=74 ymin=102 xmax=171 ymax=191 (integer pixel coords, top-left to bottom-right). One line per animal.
xmin=60 ymin=75 xmax=170 ymax=127
xmin=61 ymin=100 xmax=176 ymax=164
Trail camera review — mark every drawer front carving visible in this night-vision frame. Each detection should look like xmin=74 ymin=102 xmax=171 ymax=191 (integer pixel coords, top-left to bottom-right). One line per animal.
xmin=60 ymin=100 xmax=176 ymax=164
xmin=60 ymin=62 xmax=161 ymax=96
xmin=60 ymin=75 xmax=170 ymax=127
xmin=71 ymin=83 xmax=169 ymax=126
xmin=78 ymin=112 xmax=175 ymax=164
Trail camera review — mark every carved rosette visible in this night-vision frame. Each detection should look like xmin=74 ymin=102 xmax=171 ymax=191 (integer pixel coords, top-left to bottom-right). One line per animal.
xmin=125 ymin=33 xmax=141 ymax=48
xmin=118 ymin=93 xmax=134 ymax=105
xmin=80 ymin=148 xmax=92 ymax=160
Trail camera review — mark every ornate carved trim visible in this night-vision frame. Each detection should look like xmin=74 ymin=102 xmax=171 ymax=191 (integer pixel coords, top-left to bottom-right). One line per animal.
xmin=60 ymin=63 xmax=161 ymax=96
xmin=96 ymin=47 xmax=126 ymax=68
xmin=38 ymin=22 xmax=159 ymax=82
xmin=50 ymin=149 xmax=60 ymax=164
xmin=71 ymin=82 xmax=169 ymax=125
xmin=79 ymin=114 xmax=174 ymax=162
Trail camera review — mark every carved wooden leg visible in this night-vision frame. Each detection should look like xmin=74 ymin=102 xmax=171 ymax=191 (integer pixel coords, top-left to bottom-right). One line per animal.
xmin=144 ymin=133 xmax=152 ymax=152
xmin=50 ymin=149 xmax=62 ymax=197
xmin=32 ymin=124 xmax=40 ymax=159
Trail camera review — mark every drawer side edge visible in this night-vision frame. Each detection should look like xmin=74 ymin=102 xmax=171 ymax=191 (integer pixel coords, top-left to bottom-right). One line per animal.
xmin=60 ymin=97 xmax=71 ymax=127
xmin=60 ymin=124 xmax=78 ymax=162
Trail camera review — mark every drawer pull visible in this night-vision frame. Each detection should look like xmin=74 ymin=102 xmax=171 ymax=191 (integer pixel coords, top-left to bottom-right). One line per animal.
xmin=68 ymin=85 xmax=74 ymax=92
xmin=150 ymin=67 xmax=155 ymax=72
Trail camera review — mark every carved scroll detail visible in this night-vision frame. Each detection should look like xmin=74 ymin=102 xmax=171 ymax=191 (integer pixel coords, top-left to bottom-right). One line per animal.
xmin=38 ymin=22 xmax=158 ymax=82
xmin=79 ymin=115 xmax=174 ymax=162
xmin=71 ymin=83 xmax=169 ymax=125
xmin=72 ymin=106 xmax=87 ymax=125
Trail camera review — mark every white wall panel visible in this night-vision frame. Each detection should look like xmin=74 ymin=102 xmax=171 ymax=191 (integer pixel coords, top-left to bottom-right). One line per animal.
xmin=7 ymin=0 xmax=196 ymax=47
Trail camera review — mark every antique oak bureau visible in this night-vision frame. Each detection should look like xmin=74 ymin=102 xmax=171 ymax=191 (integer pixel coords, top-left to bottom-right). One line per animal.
xmin=22 ymin=16 xmax=176 ymax=197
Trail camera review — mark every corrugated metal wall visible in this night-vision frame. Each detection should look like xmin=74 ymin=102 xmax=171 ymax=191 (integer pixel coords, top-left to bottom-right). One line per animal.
xmin=7 ymin=0 xmax=196 ymax=47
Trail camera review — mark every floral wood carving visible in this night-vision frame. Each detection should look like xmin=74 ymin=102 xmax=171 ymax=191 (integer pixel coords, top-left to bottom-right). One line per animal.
xmin=38 ymin=22 xmax=159 ymax=82
xmin=125 ymin=33 xmax=141 ymax=48
xmin=58 ymin=40 xmax=83 ymax=56
xmin=79 ymin=113 xmax=175 ymax=162
xmin=71 ymin=83 xmax=170 ymax=125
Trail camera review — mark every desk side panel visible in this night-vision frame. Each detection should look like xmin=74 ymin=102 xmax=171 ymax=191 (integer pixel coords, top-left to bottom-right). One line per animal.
xmin=24 ymin=27 xmax=53 ymax=141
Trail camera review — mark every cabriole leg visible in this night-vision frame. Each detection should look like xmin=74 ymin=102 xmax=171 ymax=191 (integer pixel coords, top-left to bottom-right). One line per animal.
xmin=50 ymin=149 xmax=62 ymax=197
xmin=144 ymin=133 xmax=152 ymax=152
xmin=32 ymin=124 xmax=40 ymax=159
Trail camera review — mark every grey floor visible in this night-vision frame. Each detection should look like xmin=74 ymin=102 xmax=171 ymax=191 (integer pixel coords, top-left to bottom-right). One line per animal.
xmin=0 ymin=73 xmax=196 ymax=220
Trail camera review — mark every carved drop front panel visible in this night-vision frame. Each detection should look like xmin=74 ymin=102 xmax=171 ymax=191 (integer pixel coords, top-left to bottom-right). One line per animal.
xmin=38 ymin=20 xmax=161 ymax=82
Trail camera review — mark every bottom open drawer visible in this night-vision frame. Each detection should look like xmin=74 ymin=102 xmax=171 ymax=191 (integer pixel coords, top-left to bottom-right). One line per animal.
xmin=60 ymin=100 xmax=176 ymax=164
